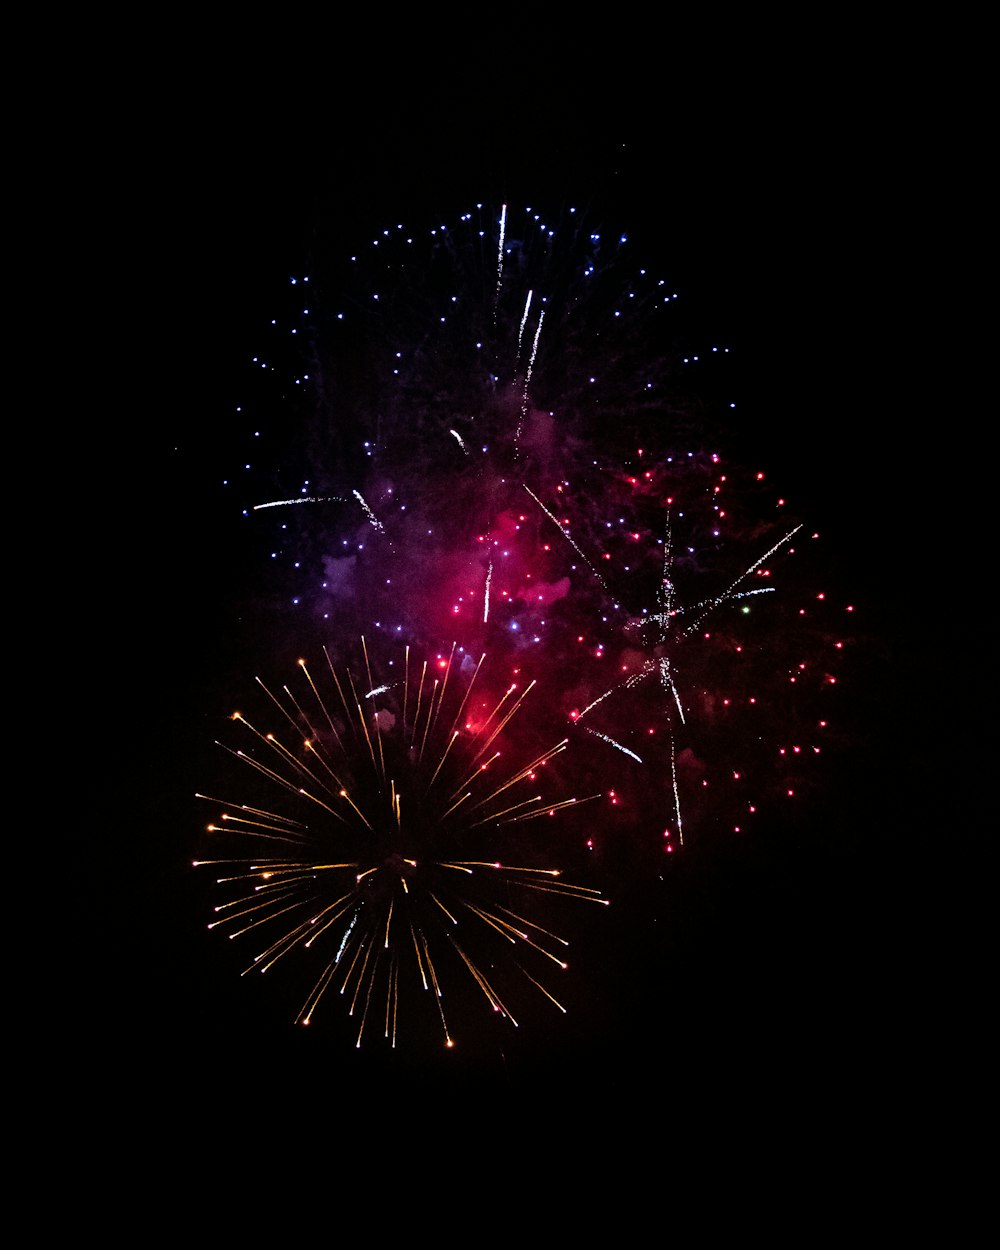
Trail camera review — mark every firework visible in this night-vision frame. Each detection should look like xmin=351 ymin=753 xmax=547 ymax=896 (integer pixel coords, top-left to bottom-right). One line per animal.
xmin=214 ymin=201 xmax=851 ymax=857
xmin=196 ymin=641 xmax=607 ymax=1049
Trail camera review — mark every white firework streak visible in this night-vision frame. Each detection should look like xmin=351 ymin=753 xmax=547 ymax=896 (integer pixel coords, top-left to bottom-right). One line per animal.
xmin=449 ymin=429 xmax=469 ymax=454
xmin=575 ymin=686 xmax=617 ymax=723
xmin=515 ymin=308 xmax=544 ymax=450
xmin=524 ymin=484 xmax=608 ymax=590
xmin=584 ymin=727 xmax=643 ymax=764
xmin=253 ymin=496 xmax=345 ymax=510
xmin=681 ymin=526 xmax=801 ymax=637
xmin=364 ymin=683 xmax=393 ymax=700
xmin=352 ymin=490 xmax=385 ymax=532
xmin=332 ymin=910 xmax=358 ymax=960
xmin=517 ymin=290 xmax=533 ymax=359
xmin=495 ymin=202 xmax=507 ymax=311
xmin=672 ymin=586 xmax=775 ymax=622
xmin=483 ymin=560 xmax=493 ymax=623
xmin=670 ymin=738 xmax=684 ymax=847
xmin=575 ymin=661 xmax=667 ymax=726
xmin=659 ymin=656 xmax=686 ymax=725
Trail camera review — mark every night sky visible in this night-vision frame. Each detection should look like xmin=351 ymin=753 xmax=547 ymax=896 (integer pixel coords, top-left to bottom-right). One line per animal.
xmin=83 ymin=47 xmax=983 ymax=1156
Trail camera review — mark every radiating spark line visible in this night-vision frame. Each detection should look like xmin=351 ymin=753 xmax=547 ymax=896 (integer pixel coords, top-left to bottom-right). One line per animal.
xmin=495 ymin=202 xmax=506 ymax=311
xmin=253 ymin=496 xmax=344 ymax=510
xmin=584 ymin=727 xmax=643 ymax=763
xmin=353 ymin=489 xmax=384 ymax=532
xmin=335 ymin=911 xmax=358 ymax=963
xmin=670 ymin=737 xmax=684 ymax=847
xmin=483 ymin=560 xmax=492 ymax=623
xmin=418 ymin=679 xmax=439 ymax=764
xmin=517 ymin=290 xmax=533 ymax=358
xmin=518 ymin=964 xmax=567 ymax=1013
xmin=195 ymin=795 xmax=306 ymax=830
xmin=365 ymin=683 xmax=392 ymax=699
xmin=449 ymin=429 xmax=468 ymax=453
xmin=516 ymin=308 xmax=545 ymax=449
xmin=659 ymin=657 xmax=686 ymax=724
xmin=574 ymin=687 xmax=615 ymax=722
xmin=296 ymin=659 xmax=345 ymax=751
xmin=524 ymin=484 xmax=607 ymax=588
xmin=682 ymin=526 xmax=802 ymax=637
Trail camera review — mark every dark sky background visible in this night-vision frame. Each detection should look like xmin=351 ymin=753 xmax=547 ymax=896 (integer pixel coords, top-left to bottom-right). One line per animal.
xmin=84 ymin=47 xmax=984 ymax=1149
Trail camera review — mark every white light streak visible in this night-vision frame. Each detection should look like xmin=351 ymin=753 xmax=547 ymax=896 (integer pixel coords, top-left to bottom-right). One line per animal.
xmin=524 ymin=484 xmax=608 ymax=589
xmin=353 ymin=490 xmax=385 ymax=532
xmin=682 ymin=526 xmax=801 ymax=637
xmin=517 ymin=290 xmax=533 ymax=358
xmin=670 ymin=739 xmax=684 ymax=847
xmin=253 ymin=496 xmax=344 ymax=510
xmin=495 ymin=203 xmax=507 ymax=310
xmin=585 ymin=728 xmax=643 ymax=763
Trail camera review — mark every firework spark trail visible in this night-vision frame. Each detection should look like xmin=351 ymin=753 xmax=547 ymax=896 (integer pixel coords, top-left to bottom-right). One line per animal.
xmin=483 ymin=560 xmax=493 ymax=623
xmin=353 ymin=490 xmax=385 ymax=532
xmin=199 ymin=644 xmax=607 ymax=1048
xmin=575 ymin=687 xmax=616 ymax=723
xmin=516 ymin=309 xmax=545 ymax=450
xmin=669 ymin=739 xmax=684 ymax=847
xmin=449 ymin=429 xmax=469 ymax=454
xmin=495 ymin=202 xmax=506 ymax=312
xmin=584 ymin=728 xmax=643 ymax=764
xmin=253 ymin=496 xmax=345 ymax=510
xmin=658 ymin=657 xmax=686 ymax=725
xmin=681 ymin=525 xmax=802 ymax=637
xmin=517 ymin=290 xmax=533 ymax=358
xmin=576 ymin=663 xmax=660 ymax=726
xmin=524 ymin=484 xmax=608 ymax=590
